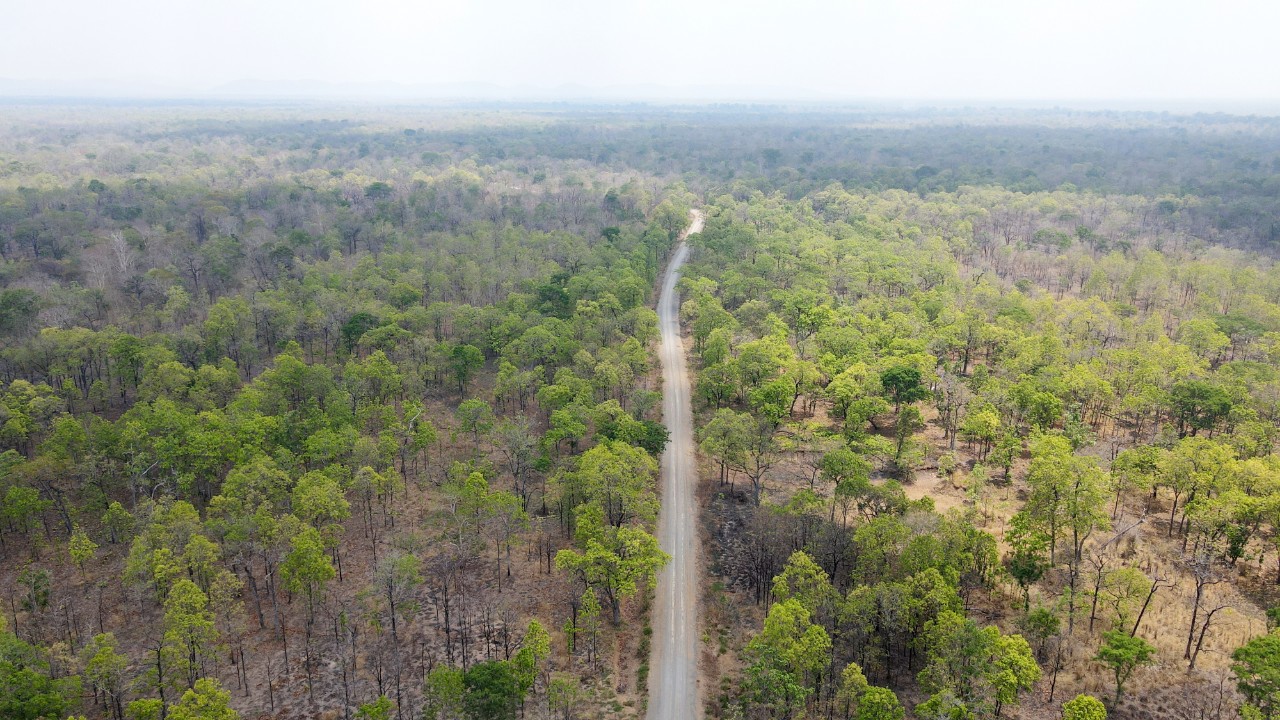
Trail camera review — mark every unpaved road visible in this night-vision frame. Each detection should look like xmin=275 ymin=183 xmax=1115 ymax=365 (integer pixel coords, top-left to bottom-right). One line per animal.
xmin=648 ymin=210 xmax=704 ymax=720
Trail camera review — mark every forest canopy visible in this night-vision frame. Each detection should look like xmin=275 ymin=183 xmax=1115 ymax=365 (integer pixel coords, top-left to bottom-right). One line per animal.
xmin=1 ymin=102 xmax=1279 ymax=720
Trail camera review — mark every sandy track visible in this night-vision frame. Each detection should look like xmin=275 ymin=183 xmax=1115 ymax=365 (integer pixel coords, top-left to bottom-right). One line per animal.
xmin=647 ymin=210 xmax=704 ymax=720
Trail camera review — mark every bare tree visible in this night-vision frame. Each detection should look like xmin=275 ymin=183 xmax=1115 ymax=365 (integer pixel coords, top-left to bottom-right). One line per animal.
xmin=1131 ymin=562 xmax=1175 ymax=637
xmin=1183 ymin=554 xmax=1226 ymax=661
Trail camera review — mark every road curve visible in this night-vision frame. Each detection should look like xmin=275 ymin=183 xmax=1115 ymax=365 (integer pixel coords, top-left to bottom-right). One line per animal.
xmin=648 ymin=210 xmax=704 ymax=720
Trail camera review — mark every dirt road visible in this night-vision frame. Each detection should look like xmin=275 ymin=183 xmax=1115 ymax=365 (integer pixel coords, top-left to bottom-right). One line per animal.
xmin=647 ymin=210 xmax=705 ymax=720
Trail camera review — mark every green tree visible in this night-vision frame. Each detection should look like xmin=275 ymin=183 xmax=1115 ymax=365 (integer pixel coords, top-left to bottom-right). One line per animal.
xmin=1095 ymin=630 xmax=1155 ymax=704
xmin=892 ymin=405 xmax=926 ymax=473
xmin=772 ymin=551 xmax=835 ymax=616
xmin=102 ymin=501 xmax=136 ymax=544
xmin=17 ymin=566 xmax=51 ymax=613
xmin=69 ymin=524 xmax=99 ymax=580
xmin=513 ymin=619 xmax=551 ymax=695
xmin=834 ymin=662 xmax=869 ymax=718
xmin=0 ymin=630 xmax=79 ymax=720
xmin=989 ymin=634 xmax=1040 ymax=716
xmin=825 ymin=448 xmax=874 ymax=525
xmin=423 ymin=666 xmax=465 ymax=720
xmin=880 ymin=365 xmax=929 ymax=410
xmin=463 ymin=661 xmax=523 ymax=720
xmin=555 ymin=523 xmax=668 ymax=624
xmin=1233 ymin=630 xmax=1280 ymax=718
xmin=918 ymin=611 xmax=1039 ymax=717
xmin=1017 ymin=607 xmax=1060 ymax=663
xmin=291 ymin=470 xmax=352 ymax=568
xmin=741 ymin=598 xmax=832 ymax=715
xmin=547 ymin=673 xmax=583 ymax=719
xmin=1169 ymin=380 xmax=1232 ymax=438
xmin=450 ymin=344 xmax=485 ymax=393
xmin=1004 ymin=512 xmax=1050 ymax=610
xmin=856 ymin=687 xmax=905 ymax=720
xmin=280 ymin=524 xmax=336 ymax=623
xmin=82 ymin=632 xmax=128 ymax=720
xmin=163 ymin=579 xmax=219 ymax=691
xmin=167 ymin=677 xmax=238 ymax=720
xmin=3 ymin=485 xmax=50 ymax=548
xmin=699 ymin=407 xmax=750 ymax=487
xmin=125 ymin=699 xmax=164 ymax=720
xmin=960 ymin=404 xmax=1000 ymax=459
xmin=456 ymin=399 xmax=495 ymax=442
xmin=1024 ymin=433 xmax=1111 ymax=630
xmin=1061 ymin=694 xmax=1107 ymax=720
xmin=560 ymin=439 xmax=658 ymax=528
xmin=355 ymin=695 xmax=393 ymax=720
xmin=575 ymin=588 xmax=603 ymax=665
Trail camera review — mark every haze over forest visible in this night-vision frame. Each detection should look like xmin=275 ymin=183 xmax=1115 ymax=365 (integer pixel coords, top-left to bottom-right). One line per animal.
xmin=5 ymin=0 xmax=1280 ymax=106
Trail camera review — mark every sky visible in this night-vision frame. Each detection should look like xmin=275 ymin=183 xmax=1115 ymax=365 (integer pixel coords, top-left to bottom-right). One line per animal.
xmin=3 ymin=0 xmax=1280 ymax=104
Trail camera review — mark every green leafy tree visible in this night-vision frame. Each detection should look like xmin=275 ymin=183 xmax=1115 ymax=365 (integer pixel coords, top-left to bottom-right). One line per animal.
xmin=163 ymin=579 xmax=219 ymax=691
xmin=1017 ymin=607 xmax=1060 ymax=663
xmin=742 ymin=649 xmax=808 ymax=720
xmin=918 ymin=611 xmax=1039 ymax=717
xmin=699 ymin=407 xmax=750 ymax=487
xmin=167 ymin=677 xmax=239 ymax=720
xmin=559 ymin=439 xmax=658 ymax=529
xmin=1024 ymin=433 xmax=1111 ymax=630
xmin=355 ymin=695 xmax=393 ymax=720
xmin=82 ymin=632 xmax=128 ymax=720
xmin=513 ymin=619 xmax=551 ymax=695
xmin=1095 ymin=630 xmax=1155 ymax=704
xmin=291 ymin=470 xmax=352 ymax=569
xmin=555 ymin=522 xmax=668 ymax=624
xmin=960 ymin=404 xmax=1001 ymax=459
xmin=0 ymin=630 xmax=79 ymax=720
xmin=989 ymin=634 xmax=1040 ymax=716
xmin=456 ymin=399 xmax=495 ymax=442
xmin=1169 ymin=380 xmax=1232 ymax=438
xmin=3 ymin=485 xmax=50 ymax=548
xmin=856 ymin=687 xmax=905 ymax=720
xmin=772 ymin=551 xmax=835 ymax=616
xmin=989 ymin=432 xmax=1021 ymax=482
xmin=547 ymin=673 xmax=583 ymax=719
xmin=17 ymin=566 xmax=51 ymax=613
xmin=741 ymin=598 xmax=832 ymax=715
xmin=280 ymin=524 xmax=336 ymax=623
xmin=125 ymin=699 xmax=164 ymax=720
xmin=463 ymin=661 xmax=524 ymax=720
xmin=69 ymin=524 xmax=99 ymax=580
xmin=880 ymin=365 xmax=929 ymax=410
xmin=892 ymin=405 xmax=926 ymax=473
xmin=1004 ymin=511 xmax=1050 ymax=610
xmin=443 ymin=471 xmax=495 ymax=553
xmin=423 ymin=666 xmax=465 ymax=720
xmin=102 ymin=501 xmax=136 ymax=544
xmin=575 ymin=588 xmax=603 ymax=665
xmin=1233 ymin=630 xmax=1280 ymax=718
xmin=450 ymin=344 xmax=485 ymax=393
xmin=834 ymin=662 xmax=869 ymax=718
xmin=1061 ymin=694 xmax=1107 ymax=720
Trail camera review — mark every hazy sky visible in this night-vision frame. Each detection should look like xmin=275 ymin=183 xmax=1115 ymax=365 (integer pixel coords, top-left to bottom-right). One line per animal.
xmin=4 ymin=0 xmax=1279 ymax=101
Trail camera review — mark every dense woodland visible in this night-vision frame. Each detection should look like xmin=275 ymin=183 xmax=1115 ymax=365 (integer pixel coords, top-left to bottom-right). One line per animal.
xmin=2 ymin=103 xmax=1280 ymax=720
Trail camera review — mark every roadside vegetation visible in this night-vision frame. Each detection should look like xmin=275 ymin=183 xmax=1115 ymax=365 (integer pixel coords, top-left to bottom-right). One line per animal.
xmin=685 ymin=181 xmax=1280 ymax=719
